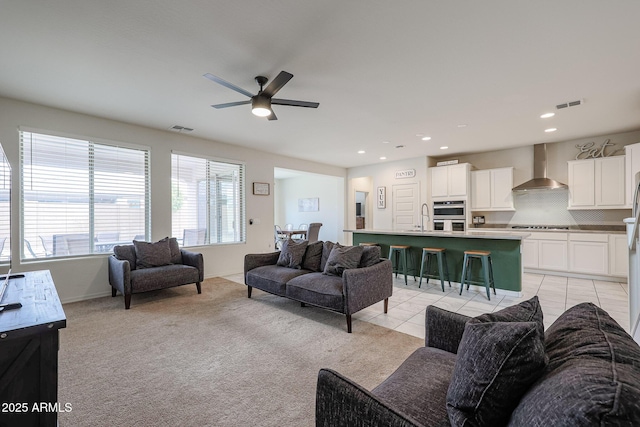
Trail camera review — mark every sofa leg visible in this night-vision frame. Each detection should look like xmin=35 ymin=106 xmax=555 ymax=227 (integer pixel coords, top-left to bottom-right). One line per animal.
xmin=301 ymin=302 xmax=306 ymax=307
xmin=196 ymin=282 xmax=202 ymax=294
xmin=247 ymin=286 xmax=252 ymax=298
xmin=112 ymin=288 xmax=117 ymax=297
xmin=124 ymin=294 xmax=131 ymax=310
xmin=384 ymin=298 xmax=389 ymax=314
xmin=346 ymin=315 xmax=352 ymax=333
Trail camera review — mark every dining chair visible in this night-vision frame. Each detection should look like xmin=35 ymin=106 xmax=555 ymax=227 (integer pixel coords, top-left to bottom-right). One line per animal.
xmin=306 ymin=222 xmax=323 ymax=243
xmin=274 ymin=225 xmax=287 ymax=250
xmin=284 ymin=223 xmax=293 ymax=231
xmin=293 ymin=224 xmax=308 ymax=239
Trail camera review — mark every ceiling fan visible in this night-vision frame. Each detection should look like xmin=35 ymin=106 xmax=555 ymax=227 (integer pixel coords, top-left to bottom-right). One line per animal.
xmin=203 ymin=71 xmax=319 ymax=121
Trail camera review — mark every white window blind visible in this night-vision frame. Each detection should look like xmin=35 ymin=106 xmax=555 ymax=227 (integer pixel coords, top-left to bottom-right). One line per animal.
xmin=20 ymin=131 xmax=150 ymax=259
xmin=171 ymin=153 xmax=245 ymax=246
xmin=0 ymin=145 xmax=10 ymax=265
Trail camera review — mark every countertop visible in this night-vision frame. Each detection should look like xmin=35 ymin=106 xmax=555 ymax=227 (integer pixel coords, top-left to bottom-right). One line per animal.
xmin=468 ymin=226 xmax=625 ymax=235
xmin=345 ymin=229 xmax=531 ymax=241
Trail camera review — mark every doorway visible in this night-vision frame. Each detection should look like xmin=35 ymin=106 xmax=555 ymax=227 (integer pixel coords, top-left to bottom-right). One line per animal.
xmin=355 ymin=191 xmax=367 ymax=229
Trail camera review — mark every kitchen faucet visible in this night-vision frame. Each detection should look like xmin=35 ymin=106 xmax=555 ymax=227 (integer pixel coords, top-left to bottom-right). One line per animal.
xmin=420 ymin=203 xmax=430 ymax=232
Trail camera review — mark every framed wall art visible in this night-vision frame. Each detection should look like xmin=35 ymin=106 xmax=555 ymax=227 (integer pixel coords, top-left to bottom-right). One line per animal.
xmin=298 ymin=197 xmax=319 ymax=212
xmin=252 ymin=182 xmax=270 ymax=196
xmin=377 ymin=186 xmax=386 ymax=209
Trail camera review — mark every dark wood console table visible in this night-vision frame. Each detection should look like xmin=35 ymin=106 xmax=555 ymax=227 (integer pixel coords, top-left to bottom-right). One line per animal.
xmin=0 ymin=270 xmax=66 ymax=427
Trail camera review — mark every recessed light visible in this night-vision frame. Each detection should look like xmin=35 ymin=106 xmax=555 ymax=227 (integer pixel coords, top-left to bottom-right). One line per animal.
xmin=457 ymin=124 xmax=467 ymax=128
xmin=440 ymin=146 xmax=448 ymax=150
xmin=545 ymin=128 xmax=557 ymax=133
xmin=421 ymin=136 xmax=432 ymax=141
xmin=357 ymin=150 xmax=365 ymax=154
xmin=382 ymin=141 xmax=390 ymax=144
xmin=379 ymin=156 xmax=387 ymax=160
xmin=540 ymin=112 xmax=555 ymax=119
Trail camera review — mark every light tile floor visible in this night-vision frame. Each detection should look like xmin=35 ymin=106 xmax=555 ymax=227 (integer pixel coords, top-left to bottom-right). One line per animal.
xmin=223 ymin=272 xmax=630 ymax=340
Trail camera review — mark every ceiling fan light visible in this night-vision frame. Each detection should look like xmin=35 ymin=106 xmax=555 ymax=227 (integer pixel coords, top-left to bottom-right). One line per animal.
xmin=252 ymin=96 xmax=272 ymax=117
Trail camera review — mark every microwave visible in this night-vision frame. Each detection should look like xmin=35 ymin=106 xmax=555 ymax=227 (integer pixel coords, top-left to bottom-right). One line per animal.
xmin=433 ymin=200 xmax=466 ymax=220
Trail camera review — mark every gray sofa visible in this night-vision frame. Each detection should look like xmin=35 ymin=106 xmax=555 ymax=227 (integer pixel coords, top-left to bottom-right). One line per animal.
xmin=109 ymin=237 xmax=204 ymax=309
xmin=244 ymin=240 xmax=393 ymax=333
xmin=316 ymin=297 xmax=640 ymax=426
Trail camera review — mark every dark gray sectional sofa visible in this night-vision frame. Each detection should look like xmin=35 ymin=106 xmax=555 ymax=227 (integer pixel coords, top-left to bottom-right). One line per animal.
xmin=316 ymin=297 xmax=640 ymax=426
xmin=244 ymin=240 xmax=393 ymax=333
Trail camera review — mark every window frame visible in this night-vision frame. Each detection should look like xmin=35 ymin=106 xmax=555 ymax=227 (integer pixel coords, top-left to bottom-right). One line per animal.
xmin=171 ymin=151 xmax=246 ymax=247
xmin=19 ymin=128 xmax=151 ymax=260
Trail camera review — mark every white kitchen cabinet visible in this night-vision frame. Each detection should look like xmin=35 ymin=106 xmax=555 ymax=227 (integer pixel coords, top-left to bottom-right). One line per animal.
xmin=625 ymin=142 xmax=640 ymax=207
xmin=523 ymin=232 xmax=568 ymax=271
xmin=430 ymin=163 xmax=470 ymax=199
xmin=609 ymin=234 xmax=629 ymax=278
xmin=470 ymin=170 xmax=491 ymax=209
xmin=568 ymin=233 xmax=609 ymax=275
xmin=471 ymin=167 xmax=514 ymax=211
xmin=568 ymin=156 xmax=626 ymax=209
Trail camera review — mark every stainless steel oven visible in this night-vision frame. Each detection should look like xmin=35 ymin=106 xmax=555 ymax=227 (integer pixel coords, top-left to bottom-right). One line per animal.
xmin=433 ymin=200 xmax=466 ymax=231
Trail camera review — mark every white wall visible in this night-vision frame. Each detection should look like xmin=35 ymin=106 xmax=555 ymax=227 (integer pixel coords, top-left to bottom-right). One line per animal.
xmin=0 ymin=97 xmax=346 ymax=303
xmin=347 ymin=157 xmax=428 ymax=241
xmin=274 ymin=174 xmax=345 ymax=243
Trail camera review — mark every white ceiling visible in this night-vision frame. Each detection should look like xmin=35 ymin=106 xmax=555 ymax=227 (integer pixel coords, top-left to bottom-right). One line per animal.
xmin=1 ymin=1 xmax=640 ymax=168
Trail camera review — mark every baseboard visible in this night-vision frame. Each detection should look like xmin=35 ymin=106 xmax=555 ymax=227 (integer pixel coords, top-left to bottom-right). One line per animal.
xmin=524 ymin=268 xmax=627 ymax=283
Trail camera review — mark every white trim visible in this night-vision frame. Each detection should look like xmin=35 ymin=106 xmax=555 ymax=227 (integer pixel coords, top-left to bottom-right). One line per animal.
xmin=171 ymin=149 xmax=246 ymax=167
xmin=18 ymin=125 xmax=151 ymax=151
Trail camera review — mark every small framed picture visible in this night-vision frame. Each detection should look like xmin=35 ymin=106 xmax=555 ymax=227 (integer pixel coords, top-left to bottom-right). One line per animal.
xmin=253 ymin=182 xmax=270 ymax=196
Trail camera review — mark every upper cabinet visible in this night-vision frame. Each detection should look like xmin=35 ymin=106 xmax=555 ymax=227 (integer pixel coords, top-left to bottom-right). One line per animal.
xmin=430 ymin=163 xmax=470 ymax=199
xmin=470 ymin=167 xmax=514 ymax=211
xmin=625 ymin=142 xmax=640 ymax=207
xmin=567 ymin=156 xmax=626 ymax=209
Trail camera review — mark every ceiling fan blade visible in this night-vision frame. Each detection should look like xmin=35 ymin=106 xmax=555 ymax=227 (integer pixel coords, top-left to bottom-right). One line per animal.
xmin=267 ymin=110 xmax=278 ymax=121
xmin=261 ymin=71 xmax=293 ymax=98
xmin=211 ymin=100 xmax=251 ymax=109
xmin=203 ymin=73 xmax=254 ymax=98
xmin=271 ymin=98 xmax=319 ymax=108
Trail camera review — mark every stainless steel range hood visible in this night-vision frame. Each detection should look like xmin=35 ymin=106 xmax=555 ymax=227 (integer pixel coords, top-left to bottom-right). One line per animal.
xmin=512 ymin=143 xmax=568 ymax=192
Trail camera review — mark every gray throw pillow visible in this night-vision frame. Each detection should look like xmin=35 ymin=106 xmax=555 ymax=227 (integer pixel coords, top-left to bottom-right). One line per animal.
xmin=320 ymin=241 xmax=339 ymax=272
xmin=472 ymin=296 xmax=544 ymax=337
xmin=302 ymin=240 xmax=323 ymax=272
xmin=276 ymin=239 xmax=308 ymax=269
xmin=446 ymin=321 xmax=548 ymax=427
xmin=133 ymin=237 xmax=172 ymax=269
xmin=323 ymin=245 xmax=364 ymax=276
xmin=113 ymin=244 xmax=137 ymax=270
xmin=168 ymin=237 xmax=182 ymax=264
xmin=358 ymin=245 xmax=381 ymax=268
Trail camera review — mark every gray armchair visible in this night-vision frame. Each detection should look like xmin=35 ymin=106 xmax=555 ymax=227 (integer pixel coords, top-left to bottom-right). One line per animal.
xmin=108 ymin=237 xmax=204 ymax=309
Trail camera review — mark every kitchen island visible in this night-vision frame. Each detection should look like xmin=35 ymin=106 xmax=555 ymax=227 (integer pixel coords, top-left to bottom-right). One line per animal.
xmin=347 ymin=229 xmax=530 ymax=294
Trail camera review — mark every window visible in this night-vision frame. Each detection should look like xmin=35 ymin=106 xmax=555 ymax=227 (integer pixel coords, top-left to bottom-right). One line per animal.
xmin=20 ymin=130 xmax=150 ymax=259
xmin=171 ymin=153 xmax=245 ymax=246
xmin=0 ymin=144 xmax=10 ymax=265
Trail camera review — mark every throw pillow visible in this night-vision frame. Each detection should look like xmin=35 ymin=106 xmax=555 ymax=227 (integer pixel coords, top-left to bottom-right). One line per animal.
xmin=133 ymin=237 xmax=172 ymax=269
xmin=323 ymin=245 xmax=364 ymax=276
xmin=168 ymin=237 xmax=182 ymax=264
xmin=358 ymin=245 xmax=381 ymax=268
xmin=446 ymin=321 xmax=548 ymax=427
xmin=113 ymin=244 xmax=137 ymax=270
xmin=302 ymin=240 xmax=323 ymax=272
xmin=320 ymin=241 xmax=339 ymax=272
xmin=276 ymin=239 xmax=308 ymax=269
xmin=471 ymin=295 xmax=544 ymax=337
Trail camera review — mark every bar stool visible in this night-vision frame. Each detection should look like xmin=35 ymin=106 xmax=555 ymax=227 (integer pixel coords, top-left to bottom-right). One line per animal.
xmin=460 ymin=250 xmax=496 ymax=300
xmin=388 ymin=244 xmax=416 ymax=286
xmin=418 ymin=247 xmax=451 ymax=292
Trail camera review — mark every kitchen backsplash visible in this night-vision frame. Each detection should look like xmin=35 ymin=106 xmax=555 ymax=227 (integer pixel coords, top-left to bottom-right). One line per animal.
xmin=476 ymin=189 xmax=630 ymax=227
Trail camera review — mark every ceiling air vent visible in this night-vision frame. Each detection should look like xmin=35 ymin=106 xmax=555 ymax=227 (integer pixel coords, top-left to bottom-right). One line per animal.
xmin=169 ymin=125 xmax=194 ymax=132
xmin=556 ymin=99 xmax=583 ymax=110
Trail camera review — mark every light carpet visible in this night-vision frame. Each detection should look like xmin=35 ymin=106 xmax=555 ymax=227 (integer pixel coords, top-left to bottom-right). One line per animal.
xmin=58 ymin=277 xmax=423 ymax=427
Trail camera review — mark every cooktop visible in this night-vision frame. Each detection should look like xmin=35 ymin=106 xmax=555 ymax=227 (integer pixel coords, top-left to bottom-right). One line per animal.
xmin=511 ymin=225 xmax=570 ymax=230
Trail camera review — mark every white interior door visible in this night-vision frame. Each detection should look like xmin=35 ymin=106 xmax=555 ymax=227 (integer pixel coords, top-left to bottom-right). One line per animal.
xmin=392 ymin=183 xmax=420 ymax=230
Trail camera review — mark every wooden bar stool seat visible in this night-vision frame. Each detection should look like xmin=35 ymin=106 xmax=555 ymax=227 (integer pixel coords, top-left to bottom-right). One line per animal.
xmin=418 ymin=247 xmax=451 ymax=292
xmin=358 ymin=242 xmax=378 ymax=246
xmin=388 ymin=244 xmax=416 ymax=286
xmin=460 ymin=250 xmax=496 ymax=300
